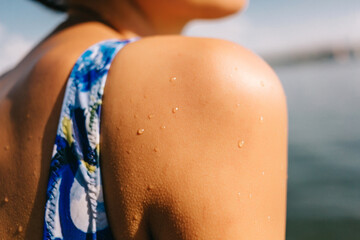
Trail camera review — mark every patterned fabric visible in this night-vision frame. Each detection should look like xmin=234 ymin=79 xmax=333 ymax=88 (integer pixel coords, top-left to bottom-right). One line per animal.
xmin=43 ymin=38 xmax=138 ymax=239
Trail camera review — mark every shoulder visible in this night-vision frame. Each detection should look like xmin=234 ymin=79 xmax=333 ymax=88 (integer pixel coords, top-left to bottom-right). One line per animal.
xmin=116 ymin=35 xmax=278 ymax=80
xmin=108 ymin=35 xmax=286 ymax=131
xmin=112 ymin=35 xmax=286 ymax=107
xmin=102 ymin=35 xmax=287 ymax=239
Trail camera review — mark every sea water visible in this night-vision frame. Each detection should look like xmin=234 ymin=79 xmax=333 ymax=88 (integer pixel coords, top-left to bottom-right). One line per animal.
xmin=273 ymin=58 xmax=360 ymax=240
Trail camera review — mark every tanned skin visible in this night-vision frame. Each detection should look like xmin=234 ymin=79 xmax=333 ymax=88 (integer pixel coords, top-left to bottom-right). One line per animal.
xmin=0 ymin=0 xmax=287 ymax=239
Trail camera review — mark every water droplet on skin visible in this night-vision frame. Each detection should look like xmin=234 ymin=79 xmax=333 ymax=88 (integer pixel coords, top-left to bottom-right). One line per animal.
xmin=260 ymin=81 xmax=265 ymax=87
xmin=249 ymin=193 xmax=252 ymax=199
xmin=170 ymin=77 xmax=177 ymax=83
xmin=260 ymin=116 xmax=264 ymax=122
xmin=154 ymin=147 xmax=159 ymax=152
xmin=160 ymin=125 xmax=166 ymax=130
xmin=134 ymin=114 xmax=138 ymax=119
xmin=230 ymin=74 xmax=233 ymax=78
xmin=236 ymin=103 xmax=241 ymax=107
xmin=172 ymin=107 xmax=179 ymax=113
xmin=267 ymin=216 xmax=271 ymax=221
xmin=132 ymin=215 xmax=139 ymax=221
xmin=137 ymin=129 xmax=145 ymax=135
xmin=148 ymin=114 xmax=155 ymax=119
xmin=126 ymin=150 xmax=132 ymax=154
xmin=147 ymin=185 xmax=154 ymax=191
xmin=237 ymin=192 xmax=241 ymax=196
xmin=4 ymin=197 xmax=8 ymax=203
xmin=262 ymin=171 xmax=265 ymax=176
xmin=238 ymin=140 xmax=245 ymax=148
xmin=4 ymin=145 xmax=9 ymax=151
xmin=17 ymin=225 xmax=23 ymax=233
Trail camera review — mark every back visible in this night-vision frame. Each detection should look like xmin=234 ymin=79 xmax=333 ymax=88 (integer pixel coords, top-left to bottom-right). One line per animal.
xmin=0 ymin=24 xmax=287 ymax=240
xmin=0 ymin=23 xmax=130 ymax=239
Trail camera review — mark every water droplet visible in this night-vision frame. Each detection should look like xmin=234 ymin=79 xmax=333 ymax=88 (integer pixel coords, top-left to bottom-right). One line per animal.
xmin=238 ymin=140 xmax=245 ymax=148
xmin=154 ymin=147 xmax=159 ymax=152
xmin=137 ymin=129 xmax=145 ymax=135
xmin=170 ymin=77 xmax=177 ymax=83
xmin=148 ymin=114 xmax=155 ymax=119
xmin=160 ymin=125 xmax=166 ymax=130
xmin=237 ymin=192 xmax=241 ymax=196
xmin=126 ymin=150 xmax=132 ymax=154
xmin=18 ymin=225 xmax=23 ymax=233
xmin=260 ymin=81 xmax=265 ymax=87
xmin=4 ymin=145 xmax=9 ymax=151
xmin=236 ymin=103 xmax=241 ymax=107
xmin=132 ymin=214 xmax=139 ymax=221
xmin=4 ymin=197 xmax=9 ymax=203
xmin=230 ymin=74 xmax=233 ymax=78
xmin=249 ymin=193 xmax=252 ymax=199
xmin=260 ymin=116 xmax=264 ymax=122
xmin=262 ymin=171 xmax=265 ymax=176
xmin=267 ymin=216 xmax=271 ymax=221
xmin=134 ymin=114 xmax=138 ymax=119
xmin=147 ymin=185 xmax=154 ymax=191
xmin=172 ymin=107 xmax=179 ymax=113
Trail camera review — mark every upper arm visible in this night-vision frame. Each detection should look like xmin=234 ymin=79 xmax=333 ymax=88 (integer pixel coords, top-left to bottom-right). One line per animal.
xmin=101 ymin=36 xmax=287 ymax=239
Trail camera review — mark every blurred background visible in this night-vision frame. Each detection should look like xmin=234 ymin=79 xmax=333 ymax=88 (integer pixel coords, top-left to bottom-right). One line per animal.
xmin=1 ymin=0 xmax=359 ymax=239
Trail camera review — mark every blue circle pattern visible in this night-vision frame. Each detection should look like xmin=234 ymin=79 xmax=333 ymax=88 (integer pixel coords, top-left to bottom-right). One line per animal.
xmin=43 ymin=38 xmax=138 ymax=239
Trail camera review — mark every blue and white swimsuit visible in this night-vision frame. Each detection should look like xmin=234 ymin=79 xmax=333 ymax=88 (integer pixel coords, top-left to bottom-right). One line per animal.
xmin=43 ymin=38 xmax=138 ymax=239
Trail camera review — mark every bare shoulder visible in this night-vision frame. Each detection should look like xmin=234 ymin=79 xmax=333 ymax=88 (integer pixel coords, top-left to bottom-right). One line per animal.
xmin=112 ymin=35 xmax=285 ymax=109
xmin=101 ymin=35 xmax=287 ymax=239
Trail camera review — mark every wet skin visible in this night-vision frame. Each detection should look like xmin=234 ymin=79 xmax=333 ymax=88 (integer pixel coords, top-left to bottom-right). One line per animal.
xmin=0 ymin=1 xmax=287 ymax=239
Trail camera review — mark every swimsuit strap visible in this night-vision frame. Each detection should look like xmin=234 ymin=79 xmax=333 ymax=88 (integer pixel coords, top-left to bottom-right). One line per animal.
xmin=43 ymin=38 xmax=138 ymax=240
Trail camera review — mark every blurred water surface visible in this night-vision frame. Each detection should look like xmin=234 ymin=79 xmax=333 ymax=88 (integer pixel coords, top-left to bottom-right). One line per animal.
xmin=274 ymin=59 xmax=360 ymax=239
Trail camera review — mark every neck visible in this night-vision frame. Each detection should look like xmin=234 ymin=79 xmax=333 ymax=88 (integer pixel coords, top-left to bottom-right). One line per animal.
xmin=67 ymin=1 xmax=188 ymax=37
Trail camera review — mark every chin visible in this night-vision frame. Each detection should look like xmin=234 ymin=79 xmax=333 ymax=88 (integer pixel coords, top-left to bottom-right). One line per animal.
xmin=193 ymin=0 xmax=248 ymax=19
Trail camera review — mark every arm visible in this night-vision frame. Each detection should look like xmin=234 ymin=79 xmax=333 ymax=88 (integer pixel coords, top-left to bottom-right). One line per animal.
xmin=101 ymin=36 xmax=287 ymax=240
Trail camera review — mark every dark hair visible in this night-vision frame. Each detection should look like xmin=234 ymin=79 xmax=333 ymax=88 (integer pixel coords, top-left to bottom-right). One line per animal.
xmin=31 ymin=0 xmax=68 ymax=12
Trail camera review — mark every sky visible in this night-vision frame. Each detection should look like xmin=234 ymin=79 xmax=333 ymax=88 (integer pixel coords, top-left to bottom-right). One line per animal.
xmin=0 ymin=0 xmax=360 ymax=74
